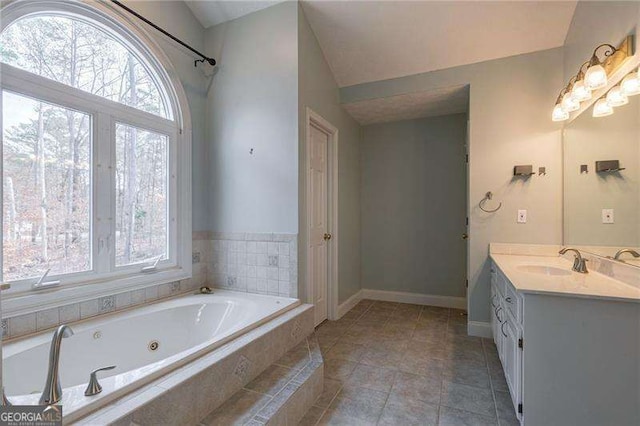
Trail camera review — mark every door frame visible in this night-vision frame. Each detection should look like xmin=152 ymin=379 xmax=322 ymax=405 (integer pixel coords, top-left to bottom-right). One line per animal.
xmin=305 ymin=107 xmax=339 ymax=322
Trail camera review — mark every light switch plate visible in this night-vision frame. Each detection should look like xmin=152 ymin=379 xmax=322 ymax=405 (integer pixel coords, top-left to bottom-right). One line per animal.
xmin=517 ymin=210 xmax=527 ymax=223
xmin=602 ymin=209 xmax=614 ymax=224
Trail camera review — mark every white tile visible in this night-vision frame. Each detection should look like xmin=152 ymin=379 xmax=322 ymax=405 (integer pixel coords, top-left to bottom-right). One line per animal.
xmin=80 ymin=299 xmax=100 ymax=319
xmin=279 ymin=268 xmax=290 ymax=282
xmin=268 ymin=242 xmax=279 ymax=255
xmin=268 ymin=280 xmax=279 ymax=294
xmin=257 ymin=279 xmax=268 ymax=293
xmin=268 ymin=267 xmax=279 ymax=280
xmin=9 ymin=313 xmax=36 ymax=337
xmin=257 ymin=267 xmax=268 ymax=279
xmin=145 ymin=286 xmax=159 ymax=302
xmin=36 ymin=308 xmax=60 ymax=331
xmin=279 ymin=281 xmax=290 ymax=296
xmin=278 ymin=243 xmax=290 ymax=256
xmin=247 ymin=253 xmax=257 ymax=266
xmin=256 ymin=242 xmax=268 ymax=254
xmin=131 ymin=289 xmax=146 ymax=305
xmin=237 ymin=252 xmax=247 ymax=265
xmin=59 ymin=304 xmax=80 ymax=323
xmin=257 ymin=254 xmax=268 ymax=266
xmin=247 ymin=266 xmax=257 ymax=278
xmin=247 ymin=278 xmax=257 ymax=292
xmin=279 ymin=255 xmax=290 ymax=266
xmin=247 ymin=242 xmax=257 ymax=253
xmin=115 ymin=292 xmax=132 ymax=309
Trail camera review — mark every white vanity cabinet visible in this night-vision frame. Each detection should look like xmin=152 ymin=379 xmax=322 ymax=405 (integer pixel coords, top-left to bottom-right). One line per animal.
xmin=490 ymin=265 xmax=523 ymax=421
xmin=490 ymin=259 xmax=640 ymax=426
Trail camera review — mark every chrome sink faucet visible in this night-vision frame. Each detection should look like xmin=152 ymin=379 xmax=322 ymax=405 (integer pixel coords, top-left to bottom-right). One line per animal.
xmin=559 ymin=248 xmax=588 ymax=273
xmin=40 ymin=325 xmax=74 ymax=405
xmin=613 ymin=249 xmax=640 ymax=262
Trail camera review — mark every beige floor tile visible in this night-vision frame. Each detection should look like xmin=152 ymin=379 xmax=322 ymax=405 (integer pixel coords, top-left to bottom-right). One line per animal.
xmin=440 ymin=381 xmax=497 ymax=419
xmin=315 ymin=378 xmax=343 ymax=408
xmin=390 ymin=371 xmax=442 ymax=404
xmin=326 ymin=385 xmax=387 ymax=424
xmin=494 ymin=390 xmax=520 ymax=426
xmin=439 ymin=406 xmax=498 ymax=426
xmin=377 ymin=394 xmax=438 ymax=426
xmin=344 ymin=363 xmax=396 ymax=393
xmin=324 ymin=357 xmax=358 ymax=380
xmin=325 ymin=341 xmax=367 ymax=362
xmin=359 ymin=346 xmax=406 ymax=369
xmin=443 ymin=358 xmax=492 ymax=389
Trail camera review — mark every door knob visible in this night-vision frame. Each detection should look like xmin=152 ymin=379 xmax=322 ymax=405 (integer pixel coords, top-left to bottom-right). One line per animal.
xmin=462 ymin=233 xmax=469 ymax=240
xmin=323 ymin=233 xmax=332 ymax=241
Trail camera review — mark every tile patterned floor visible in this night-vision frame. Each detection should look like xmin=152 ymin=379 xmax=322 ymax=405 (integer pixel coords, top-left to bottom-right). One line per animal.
xmin=298 ymin=299 xmax=519 ymax=426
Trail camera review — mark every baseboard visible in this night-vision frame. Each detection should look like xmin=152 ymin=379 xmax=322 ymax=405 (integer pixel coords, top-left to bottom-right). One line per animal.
xmin=336 ymin=289 xmax=363 ymax=319
xmin=360 ymin=289 xmax=466 ymax=310
xmin=468 ymin=321 xmax=492 ymax=338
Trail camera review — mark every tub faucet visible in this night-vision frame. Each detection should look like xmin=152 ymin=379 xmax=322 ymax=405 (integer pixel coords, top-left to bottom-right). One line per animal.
xmin=613 ymin=249 xmax=640 ymax=262
xmin=559 ymin=248 xmax=588 ymax=273
xmin=40 ymin=325 xmax=74 ymax=405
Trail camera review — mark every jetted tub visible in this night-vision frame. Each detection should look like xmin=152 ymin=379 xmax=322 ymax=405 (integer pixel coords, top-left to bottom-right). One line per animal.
xmin=3 ymin=290 xmax=299 ymax=419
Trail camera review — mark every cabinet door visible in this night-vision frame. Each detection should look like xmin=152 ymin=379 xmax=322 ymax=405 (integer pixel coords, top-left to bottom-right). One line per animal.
xmin=502 ymin=318 xmax=520 ymax=409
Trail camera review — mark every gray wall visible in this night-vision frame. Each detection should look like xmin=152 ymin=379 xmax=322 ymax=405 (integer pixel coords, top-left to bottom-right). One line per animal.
xmin=342 ymin=48 xmax=564 ymax=323
xmin=563 ymin=1 xmax=640 ymax=84
xmin=298 ymin=5 xmax=362 ymax=304
xmin=361 ymin=114 xmax=468 ymax=297
xmin=564 ymin=96 xmax=640 ymax=247
xmin=205 ymin=1 xmax=299 ymax=234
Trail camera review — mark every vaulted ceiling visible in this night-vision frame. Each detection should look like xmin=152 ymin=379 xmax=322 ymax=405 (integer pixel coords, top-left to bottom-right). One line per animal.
xmin=186 ymin=1 xmax=576 ymax=87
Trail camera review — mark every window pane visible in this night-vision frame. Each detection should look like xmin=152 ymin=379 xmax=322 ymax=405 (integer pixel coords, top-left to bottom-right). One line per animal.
xmin=2 ymin=91 xmax=92 ymax=281
xmin=0 ymin=15 xmax=169 ymax=118
xmin=115 ymin=123 xmax=168 ymax=266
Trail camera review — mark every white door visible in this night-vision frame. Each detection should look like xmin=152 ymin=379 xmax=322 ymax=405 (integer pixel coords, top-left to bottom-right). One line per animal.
xmin=308 ymin=124 xmax=329 ymax=325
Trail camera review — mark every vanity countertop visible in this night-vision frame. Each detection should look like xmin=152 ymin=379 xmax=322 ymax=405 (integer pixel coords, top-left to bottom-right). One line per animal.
xmin=490 ymin=254 xmax=640 ymax=303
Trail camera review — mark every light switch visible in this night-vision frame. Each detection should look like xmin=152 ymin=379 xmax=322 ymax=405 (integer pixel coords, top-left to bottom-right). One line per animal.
xmin=602 ymin=209 xmax=614 ymax=224
xmin=517 ymin=210 xmax=527 ymax=223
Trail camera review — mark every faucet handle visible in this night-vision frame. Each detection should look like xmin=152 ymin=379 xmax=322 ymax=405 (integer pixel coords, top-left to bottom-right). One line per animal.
xmin=84 ymin=365 xmax=116 ymax=397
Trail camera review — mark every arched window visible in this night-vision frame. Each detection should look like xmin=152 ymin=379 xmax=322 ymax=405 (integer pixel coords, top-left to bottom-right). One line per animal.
xmin=0 ymin=1 xmax=190 ymax=299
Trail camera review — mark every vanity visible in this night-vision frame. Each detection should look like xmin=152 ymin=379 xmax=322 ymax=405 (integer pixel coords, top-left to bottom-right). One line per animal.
xmin=489 ymin=244 xmax=640 ymax=426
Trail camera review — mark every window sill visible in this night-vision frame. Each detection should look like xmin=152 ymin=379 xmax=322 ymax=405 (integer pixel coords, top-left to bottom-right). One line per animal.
xmin=1 ymin=267 xmax=190 ymax=318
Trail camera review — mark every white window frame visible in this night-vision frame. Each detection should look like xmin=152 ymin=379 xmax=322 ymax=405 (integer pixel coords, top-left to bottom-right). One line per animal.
xmin=0 ymin=0 xmax=192 ymax=317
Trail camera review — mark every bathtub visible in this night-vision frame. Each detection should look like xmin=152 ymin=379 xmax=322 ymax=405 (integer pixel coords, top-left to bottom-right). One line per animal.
xmin=3 ymin=290 xmax=299 ymax=420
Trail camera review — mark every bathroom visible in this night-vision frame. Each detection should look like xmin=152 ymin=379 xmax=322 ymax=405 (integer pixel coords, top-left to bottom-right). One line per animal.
xmin=0 ymin=0 xmax=638 ymax=425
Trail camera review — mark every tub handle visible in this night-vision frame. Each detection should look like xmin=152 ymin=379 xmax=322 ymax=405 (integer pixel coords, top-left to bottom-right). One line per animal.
xmin=84 ymin=365 xmax=116 ymax=397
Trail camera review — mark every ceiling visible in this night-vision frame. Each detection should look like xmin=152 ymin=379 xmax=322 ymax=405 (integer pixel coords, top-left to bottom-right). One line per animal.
xmin=185 ymin=0 xmax=285 ymax=28
xmin=301 ymin=0 xmax=577 ymax=87
xmin=343 ymin=85 xmax=469 ymax=125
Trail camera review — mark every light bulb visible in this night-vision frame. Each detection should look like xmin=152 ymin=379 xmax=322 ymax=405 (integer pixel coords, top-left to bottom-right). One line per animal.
xmin=606 ymin=86 xmax=628 ymax=107
xmin=621 ymin=71 xmax=640 ymax=96
xmin=570 ymin=80 xmax=592 ymax=102
xmin=593 ymin=97 xmax=613 ymax=117
xmin=552 ymin=104 xmax=569 ymax=122
xmin=585 ymin=64 xmax=607 ymax=90
xmin=561 ymin=92 xmax=579 ymax=112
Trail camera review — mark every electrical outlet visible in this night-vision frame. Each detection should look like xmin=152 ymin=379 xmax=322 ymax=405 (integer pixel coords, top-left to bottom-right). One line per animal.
xmin=602 ymin=209 xmax=614 ymax=224
xmin=517 ymin=210 xmax=527 ymax=223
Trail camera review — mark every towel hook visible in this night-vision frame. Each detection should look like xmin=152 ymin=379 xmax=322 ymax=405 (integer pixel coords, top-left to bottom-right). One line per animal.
xmin=479 ymin=191 xmax=502 ymax=213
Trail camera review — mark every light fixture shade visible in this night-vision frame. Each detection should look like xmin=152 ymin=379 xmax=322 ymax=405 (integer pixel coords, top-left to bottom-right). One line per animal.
xmin=552 ymin=104 xmax=569 ymax=121
xmin=585 ymin=64 xmax=607 ymax=90
xmin=561 ymin=92 xmax=579 ymax=112
xmin=570 ymin=80 xmax=592 ymax=102
xmin=621 ymin=71 xmax=640 ymax=96
xmin=606 ymin=86 xmax=628 ymax=107
xmin=593 ymin=98 xmax=614 ymax=117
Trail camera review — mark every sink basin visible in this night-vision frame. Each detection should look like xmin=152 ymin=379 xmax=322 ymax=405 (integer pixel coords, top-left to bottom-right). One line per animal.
xmin=516 ymin=264 xmax=572 ymax=276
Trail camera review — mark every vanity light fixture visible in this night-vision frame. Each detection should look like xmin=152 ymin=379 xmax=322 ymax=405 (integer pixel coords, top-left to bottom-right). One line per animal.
xmin=551 ymin=36 xmax=633 ymax=122
xmin=593 ymin=96 xmax=614 ymax=118
xmin=552 ymin=89 xmax=569 ymax=122
xmin=570 ymin=62 xmax=593 ymax=102
xmin=620 ymin=67 xmax=640 ymax=96
xmin=606 ymin=85 xmax=629 ymax=107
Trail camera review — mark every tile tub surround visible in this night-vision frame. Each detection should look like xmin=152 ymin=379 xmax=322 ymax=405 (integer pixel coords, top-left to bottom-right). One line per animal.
xmin=208 ymin=232 xmax=298 ymax=298
xmin=200 ymin=334 xmax=323 ymax=425
xmin=304 ymin=299 xmax=518 ymax=426
xmin=1 ymin=233 xmax=211 ymax=341
xmin=75 ymin=304 xmax=315 ymax=425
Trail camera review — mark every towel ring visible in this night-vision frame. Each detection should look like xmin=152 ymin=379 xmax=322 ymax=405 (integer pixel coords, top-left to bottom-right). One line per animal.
xmin=479 ymin=191 xmax=502 ymax=213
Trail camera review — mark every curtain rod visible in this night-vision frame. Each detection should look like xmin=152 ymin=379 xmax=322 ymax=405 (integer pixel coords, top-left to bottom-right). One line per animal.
xmin=110 ymin=0 xmax=216 ymax=68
